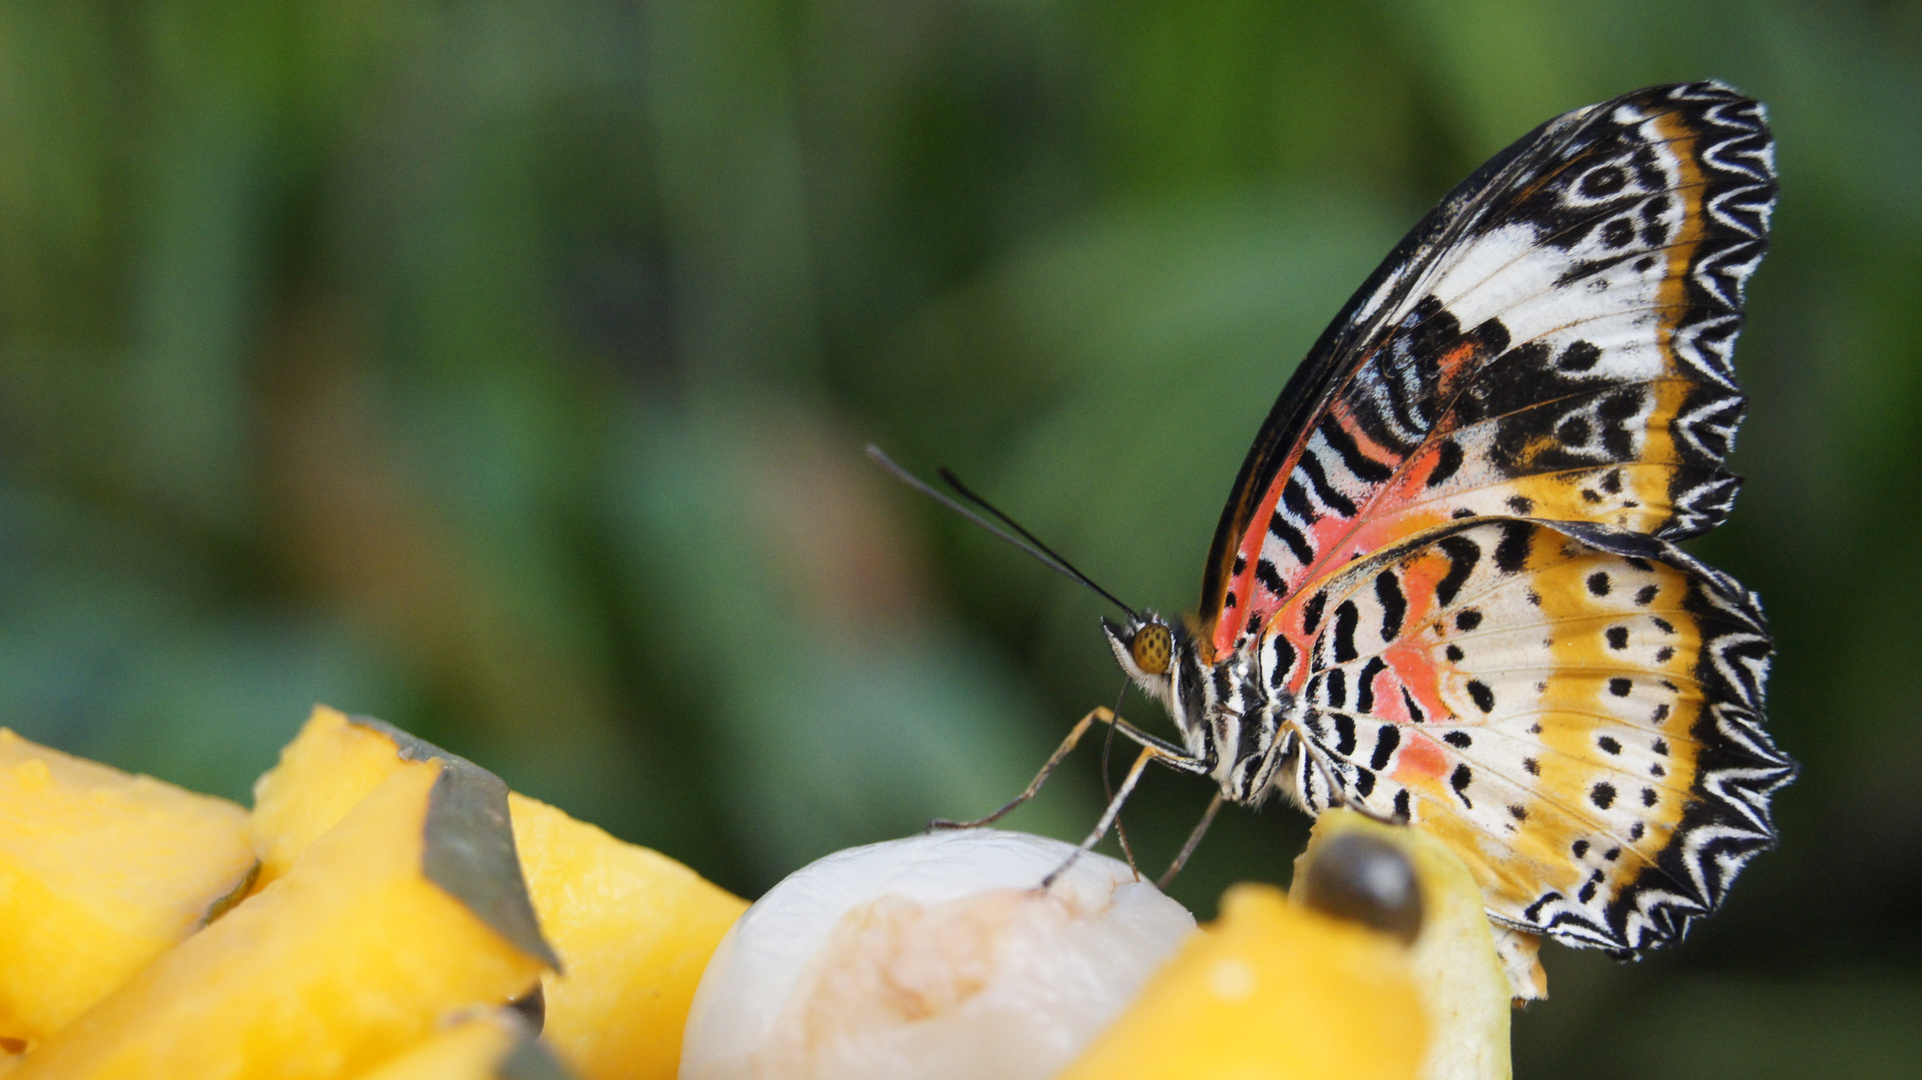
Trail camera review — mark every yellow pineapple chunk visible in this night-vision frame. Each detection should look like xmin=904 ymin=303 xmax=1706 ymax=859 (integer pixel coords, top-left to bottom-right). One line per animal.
xmin=11 ymin=758 xmax=556 ymax=1079
xmin=249 ymin=706 xmax=747 ymax=1078
xmin=1057 ymin=883 xmax=1427 ymax=1080
xmin=248 ymin=706 xmax=417 ymax=886
xmin=0 ymin=729 xmax=256 ymax=1047
xmin=509 ymin=793 xmax=746 ymax=1080
xmin=351 ymin=1010 xmax=574 ymax=1080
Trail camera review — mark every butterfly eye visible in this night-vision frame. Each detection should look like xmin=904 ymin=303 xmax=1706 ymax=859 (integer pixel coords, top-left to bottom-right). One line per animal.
xmin=1298 ymin=832 xmax=1424 ymax=945
xmin=1129 ymin=624 xmax=1173 ymax=675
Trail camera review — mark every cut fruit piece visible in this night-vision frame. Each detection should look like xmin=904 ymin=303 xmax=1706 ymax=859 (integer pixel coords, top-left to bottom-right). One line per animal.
xmin=12 ymin=756 xmax=557 ymax=1079
xmin=248 ymin=706 xmax=429 ymax=887
xmin=351 ymin=1010 xmax=574 ymax=1080
xmin=1059 ymin=883 xmax=1426 ymax=1080
xmin=252 ymin=705 xmax=745 ymax=1079
xmin=0 ymin=728 xmax=256 ymax=1047
xmin=1297 ymin=810 xmax=1512 ymax=1080
xmin=509 ymin=794 xmax=745 ymax=1080
xmin=679 ymin=830 xmax=1193 ymax=1080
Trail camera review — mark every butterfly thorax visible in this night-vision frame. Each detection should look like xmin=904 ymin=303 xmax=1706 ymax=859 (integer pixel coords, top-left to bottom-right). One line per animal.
xmin=1103 ymin=614 xmax=1299 ymax=804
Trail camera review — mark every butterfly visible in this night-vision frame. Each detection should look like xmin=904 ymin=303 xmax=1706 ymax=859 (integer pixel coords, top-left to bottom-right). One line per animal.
xmin=941 ymin=81 xmax=1796 ymax=968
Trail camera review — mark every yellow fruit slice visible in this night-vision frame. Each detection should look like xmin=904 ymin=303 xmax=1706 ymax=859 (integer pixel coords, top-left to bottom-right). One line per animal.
xmin=11 ymin=758 xmax=556 ymax=1079
xmin=350 ymin=1010 xmax=574 ymax=1080
xmin=1296 ymin=809 xmax=1513 ymax=1080
xmin=0 ymin=729 xmax=256 ymax=1047
xmin=509 ymin=793 xmax=745 ymax=1080
xmin=248 ymin=706 xmax=423 ymax=887
xmin=1057 ymin=883 xmax=1427 ymax=1080
xmin=251 ymin=706 xmax=747 ymax=1080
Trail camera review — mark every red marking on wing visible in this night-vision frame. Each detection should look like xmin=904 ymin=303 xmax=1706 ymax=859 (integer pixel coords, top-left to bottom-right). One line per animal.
xmin=1394 ymin=731 xmax=1449 ymax=781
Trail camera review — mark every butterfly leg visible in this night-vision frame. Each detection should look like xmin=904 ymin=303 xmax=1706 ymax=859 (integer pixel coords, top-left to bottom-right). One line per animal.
xmin=1042 ymin=743 xmax=1212 ymax=888
xmin=1156 ymin=792 xmax=1226 ymax=889
xmin=928 ymin=707 xmax=1115 ymax=831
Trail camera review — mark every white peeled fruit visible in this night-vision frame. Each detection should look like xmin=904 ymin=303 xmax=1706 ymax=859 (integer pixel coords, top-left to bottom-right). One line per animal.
xmin=679 ymin=829 xmax=1196 ymax=1080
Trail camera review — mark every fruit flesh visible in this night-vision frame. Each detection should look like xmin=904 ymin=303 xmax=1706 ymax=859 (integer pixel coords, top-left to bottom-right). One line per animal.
xmin=349 ymin=1010 xmax=572 ymax=1080
xmin=250 ymin=705 xmax=747 ymax=1080
xmin=10 ymin=764 xmax=552 ymax=1080
xmin=509 ymin=793 xmax=745 ymax=1080
xmin=248 ymin=706 xmax=418 ymax=887
xmin=0 ymin=729 xmax=256 ymax=1046
xmin=1056 ymin=883 xmax=1427 ymax=1080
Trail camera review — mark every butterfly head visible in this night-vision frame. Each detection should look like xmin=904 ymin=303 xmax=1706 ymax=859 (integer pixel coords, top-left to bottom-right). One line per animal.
xmin=1103 ymin=612 xmax=1180 ymax=707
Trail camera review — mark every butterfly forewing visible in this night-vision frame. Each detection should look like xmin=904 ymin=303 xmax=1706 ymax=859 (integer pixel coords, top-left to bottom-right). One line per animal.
xmin=1266 ymin=518 xmax=1792 ymax=954
xmin=1200 ymin=82 xmax=1776 ymax=661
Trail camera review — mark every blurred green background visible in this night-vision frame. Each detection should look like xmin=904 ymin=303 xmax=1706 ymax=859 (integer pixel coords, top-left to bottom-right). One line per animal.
xmin=1 ymin=0 xmax=1916 ymax=1074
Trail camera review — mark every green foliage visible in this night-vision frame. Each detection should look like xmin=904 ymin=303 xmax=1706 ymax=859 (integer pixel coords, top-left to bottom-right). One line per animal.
xmin=0 ymin=1 xmax=1915 ymax=1073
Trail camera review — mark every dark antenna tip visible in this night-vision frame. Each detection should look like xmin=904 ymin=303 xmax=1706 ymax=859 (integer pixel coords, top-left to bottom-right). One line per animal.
xmin=865 ymin=444 xmax=1136 ymax=619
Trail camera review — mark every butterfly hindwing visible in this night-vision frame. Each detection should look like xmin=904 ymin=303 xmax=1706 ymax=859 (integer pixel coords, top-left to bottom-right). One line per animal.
xmin=1200 ymin=82 xmax=1776 ymax=660
xmin=1265 ymin=517 xmax=1793 ymax=955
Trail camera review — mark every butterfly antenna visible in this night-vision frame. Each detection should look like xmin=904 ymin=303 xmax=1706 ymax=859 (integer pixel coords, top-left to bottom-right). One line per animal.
xmin=866 ymin=445 xmax=1137 ymax=619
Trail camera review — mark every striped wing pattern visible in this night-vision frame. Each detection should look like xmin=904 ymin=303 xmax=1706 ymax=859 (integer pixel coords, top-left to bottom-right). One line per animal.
xmin=1177 ymin=82 xmax=1792 ymax=957
xmin=1201 ymin=81 xmax=1776 ymax=662
xmin=1260 ymin=518 xmax=1791 ymax=954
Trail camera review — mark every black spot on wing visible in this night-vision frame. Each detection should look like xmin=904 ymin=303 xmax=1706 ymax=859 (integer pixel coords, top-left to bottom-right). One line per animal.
xmin=1558 ymin=340 xmax=1601 ymax=372
xmin=1333 ymin=714 xmax=1357 ymax=756
xmin=1426 ymin=440 xmax=1464 ymax=488
xmin=1268 ymin=636 xmax=1297 ymax=690
xmin=1331 ymin=601 xmax=1361 ymax=664
xmin=1354 ymin=656 xmax=1386 ymax=713
xmin=1375 ymin=572 xmax=1407 ymax=641
xmin=1495 ymin=520 xmax=1533 ymax=573
xmin=1256 ymin=551 xmax=1291 ymax=594
xmin=1301 ymin=590 xmax=1328 ymax=633
xmin=1370 ymin=725 xmax=1400 ymax=770
xmin=1401 ymin=687 xmax=1427 ymax=724
xmin=1466 ymin=680 xmax=1496 ymax=713
xmin=1451 ymin=764 xmax=1474 ymax=808
xmin=1434 ymin=535 xmax=1481 ymax=607
xmin=1472 ymin=317 xmax=1511 ymax=355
